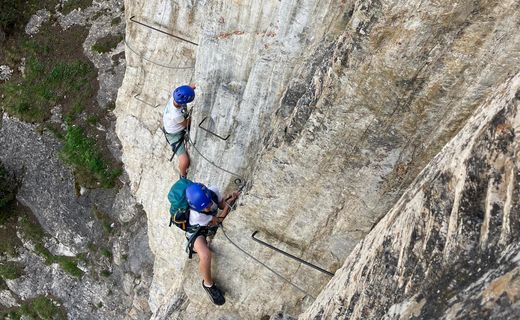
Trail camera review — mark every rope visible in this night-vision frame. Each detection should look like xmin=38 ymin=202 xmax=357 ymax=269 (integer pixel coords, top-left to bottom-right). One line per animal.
xmin=219 ymin=223 xmax=316 ymax=300
xmin=125 ymin=39 xmax=195 ymax=70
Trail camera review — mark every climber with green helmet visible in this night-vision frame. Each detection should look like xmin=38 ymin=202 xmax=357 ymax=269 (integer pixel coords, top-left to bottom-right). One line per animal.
xmin=185 ymin=182 xmax=240 ymax=305
xmin=163 ymin=84 xmax=196 ymax=177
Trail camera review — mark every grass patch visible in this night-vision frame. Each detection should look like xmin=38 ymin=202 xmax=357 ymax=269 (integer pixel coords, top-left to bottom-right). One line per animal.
xmin=55 ymin=256 xmax=84 ymax=278
xmin=20 ymin=216 xmax=45 ymax=243
xmin=91 ymin=34 xmax=123 ymax=54
xmin=2 ymin=296 xmax=67 ymax=320
xmin=19 ymin=215 xmax=45 ymax=243
xmin=35 ymin=242 xmax=84 ymax=279
xmin=76 ymin=252 xmax=88 ymax=264
xmin=0 ymin=0 xmax=58 ymax=37
xmin=87 ymin=115 xmax=99 ymax=125
xmin=100 ymin=248 xmax=112 ymax=259
xmin=20 ymin=215 xmax=84 ymax=278
xmin=0 ymin=162 xmax=17 ymax=214
xmin=100 ymin=269 xmax=111 ymax=277
xmin=62 ymin=0 xmax=93 ymax=15
xmin=111 ymin=17 xmax=121 ymax=26
xmin=60 ymin=126 xmax=122 ymax=188
xmin=0 ymin=262 xmax=24 ymax=280
xmin=0 ymin=279 xmax=7 ymax=290
xmin=1 ymin=21 xmax=122 ymax=190
xmin=0 ymin=234 xmax=20 ymax=257
xmin=0 ymin=201 xmax=27 ymax=257
xmin=1 ymin=54 xmax=95 ymax=123
xmin=87 ymin=242 xmax=97 ymax=252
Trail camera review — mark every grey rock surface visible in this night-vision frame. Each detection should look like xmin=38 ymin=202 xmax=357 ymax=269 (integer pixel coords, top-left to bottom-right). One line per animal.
xmin=0 ymin=65 xmax=13 ymax=81
xmin=0 ymin=116 xmax=98 ymax=250
xmin=0 ymin=115 xmax=153 ymax=319
xmin=0 ymin=1 xmax=153 ymax=318
xmin=116 ymin=0 xmax=520 ymax=318
xmin=301 ymin=72 xmax=520 ymax=319
xmin=25 ymin=9 xmax=51 ymax=35
xmin=0 ymin=290 xmax=19 ymax=308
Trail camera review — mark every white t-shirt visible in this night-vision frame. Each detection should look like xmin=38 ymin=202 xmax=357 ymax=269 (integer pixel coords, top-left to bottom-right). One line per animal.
xmin=189 ymin=186 xmax=222 ymax=227
xmin=163 ymin=97 xmax=187 ymax=134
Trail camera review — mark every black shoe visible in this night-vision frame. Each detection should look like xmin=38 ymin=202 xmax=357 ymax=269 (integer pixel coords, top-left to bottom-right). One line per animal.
xmin=202 ymin=281 xmax=225 ymax=305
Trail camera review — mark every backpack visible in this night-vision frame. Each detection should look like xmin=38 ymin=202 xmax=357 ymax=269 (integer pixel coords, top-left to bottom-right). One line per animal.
xmin=168 ymin=178 xmax=194 ymax=231
xmin=167 ymin=178 xmax=221 ymax=231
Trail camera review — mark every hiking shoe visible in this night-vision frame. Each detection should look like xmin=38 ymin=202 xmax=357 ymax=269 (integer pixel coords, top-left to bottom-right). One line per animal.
xmin=202 ymin=281 xmax=225 ymax=305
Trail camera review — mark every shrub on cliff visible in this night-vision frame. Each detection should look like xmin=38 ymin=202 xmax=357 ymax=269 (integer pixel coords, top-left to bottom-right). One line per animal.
xmin=0 ymin=162 xmax=17 ymax=213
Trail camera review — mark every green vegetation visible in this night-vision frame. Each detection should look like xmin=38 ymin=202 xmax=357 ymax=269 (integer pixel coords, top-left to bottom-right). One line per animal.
xmin=19 ymin=215 xmax=46 ymax=243
xmin=60 ymin=126 xmax=122 ymax=188
xmin=87 ymin=115 xmax=99 ymax=125
xmin=0 ymin=163 xmax=17 ymax=215
xmin=111 ymin=17 xmax=121 ymax=26
xmin=0 ymin=235 xmax=19 ymax=257
xmin=1 ymin=296 xmax=66 ymax=320
xmin=87 ymin=242 xmax=97 ymax=252
xmin=20 ymin=216 xmax=84 ymax=278
xmin=0 ymin=0 xmax=58 ymax=36
xmin=91 ymin=34 xmax=123 ymax=54
xmin=0 ymin=262 xmax=24 ymax=280
xmin=100 ymin=248 xmax=112 ymax=259
xmin=1 ymin=21 xmax=122 ymax=189
xmin=1 ymin=52 xmax=95 ymax=123
xmin=100 ymin=269 xmax=111 ymax=277
xmin=62 ymin=0 xmax=93 ymax=15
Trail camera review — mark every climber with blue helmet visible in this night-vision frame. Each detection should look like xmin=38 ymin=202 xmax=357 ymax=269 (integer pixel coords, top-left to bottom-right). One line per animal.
xmin=185 ymin=182 xmax=240 ymax=305
xmin=163 ymin=84 xmax=196 ymax=177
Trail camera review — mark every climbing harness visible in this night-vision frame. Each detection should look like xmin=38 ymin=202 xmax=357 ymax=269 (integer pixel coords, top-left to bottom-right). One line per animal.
xmin=198 ymin=117 xmax=230 ymax=141
xmin=125 ymin=39 xmax=195 ymax=70
xmin=130 ymin=16 xmax=199 ymax=46
xmin=163 ymin=128 xmax=187 ymax=162
xmin=219 ymin=223 xmax=316 ymax=300
xmin=164 ymin=107 xmax=193 ymax=162
xmin=251 ymin=231 xmax=334 ymax=277
xmin=185 ymin=225 xmax=218 ymax=259
xmin=184 ymin=180 xmax=243 ymax=258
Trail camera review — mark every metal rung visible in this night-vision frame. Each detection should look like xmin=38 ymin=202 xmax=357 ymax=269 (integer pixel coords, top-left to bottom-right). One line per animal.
xmin=134 ymin=93 xmax=160 ymax=108
xmin=198 ymin=117 xmax=230 ymax=141
xmin=251 ymin=231 xmax=335 ymax=277
xmin=130 ymin=16 xmax=199 ymax=46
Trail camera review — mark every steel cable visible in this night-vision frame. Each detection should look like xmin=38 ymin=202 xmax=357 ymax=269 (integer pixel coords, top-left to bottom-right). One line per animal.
xmin=219 ymin=223 xmax=316 ymax=300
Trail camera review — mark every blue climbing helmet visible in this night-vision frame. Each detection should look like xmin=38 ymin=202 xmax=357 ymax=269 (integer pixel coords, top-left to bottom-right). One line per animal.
xmin=186 ymin=183 xmax=212 ymax=211
xmin=173 ymin=85 xmax=195 ymax=104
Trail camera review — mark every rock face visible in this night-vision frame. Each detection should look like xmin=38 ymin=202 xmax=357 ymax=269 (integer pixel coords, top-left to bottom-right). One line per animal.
xmin=0 ymin=1 xmax=153 ymax=318
xmin=0 ymin=116 xmax=153 ymax=319
xmin=301 ymin=73 xmax=520 ymax=319
xmin=115 ymin=0 xmax=520 ymax=319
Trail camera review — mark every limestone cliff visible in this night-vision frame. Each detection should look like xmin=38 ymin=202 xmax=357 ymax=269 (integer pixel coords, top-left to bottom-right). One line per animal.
xmin=115 ymin=0 xmax=520 ymax=319
xmin=301 ymin=72 xmax=520 ymax=319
